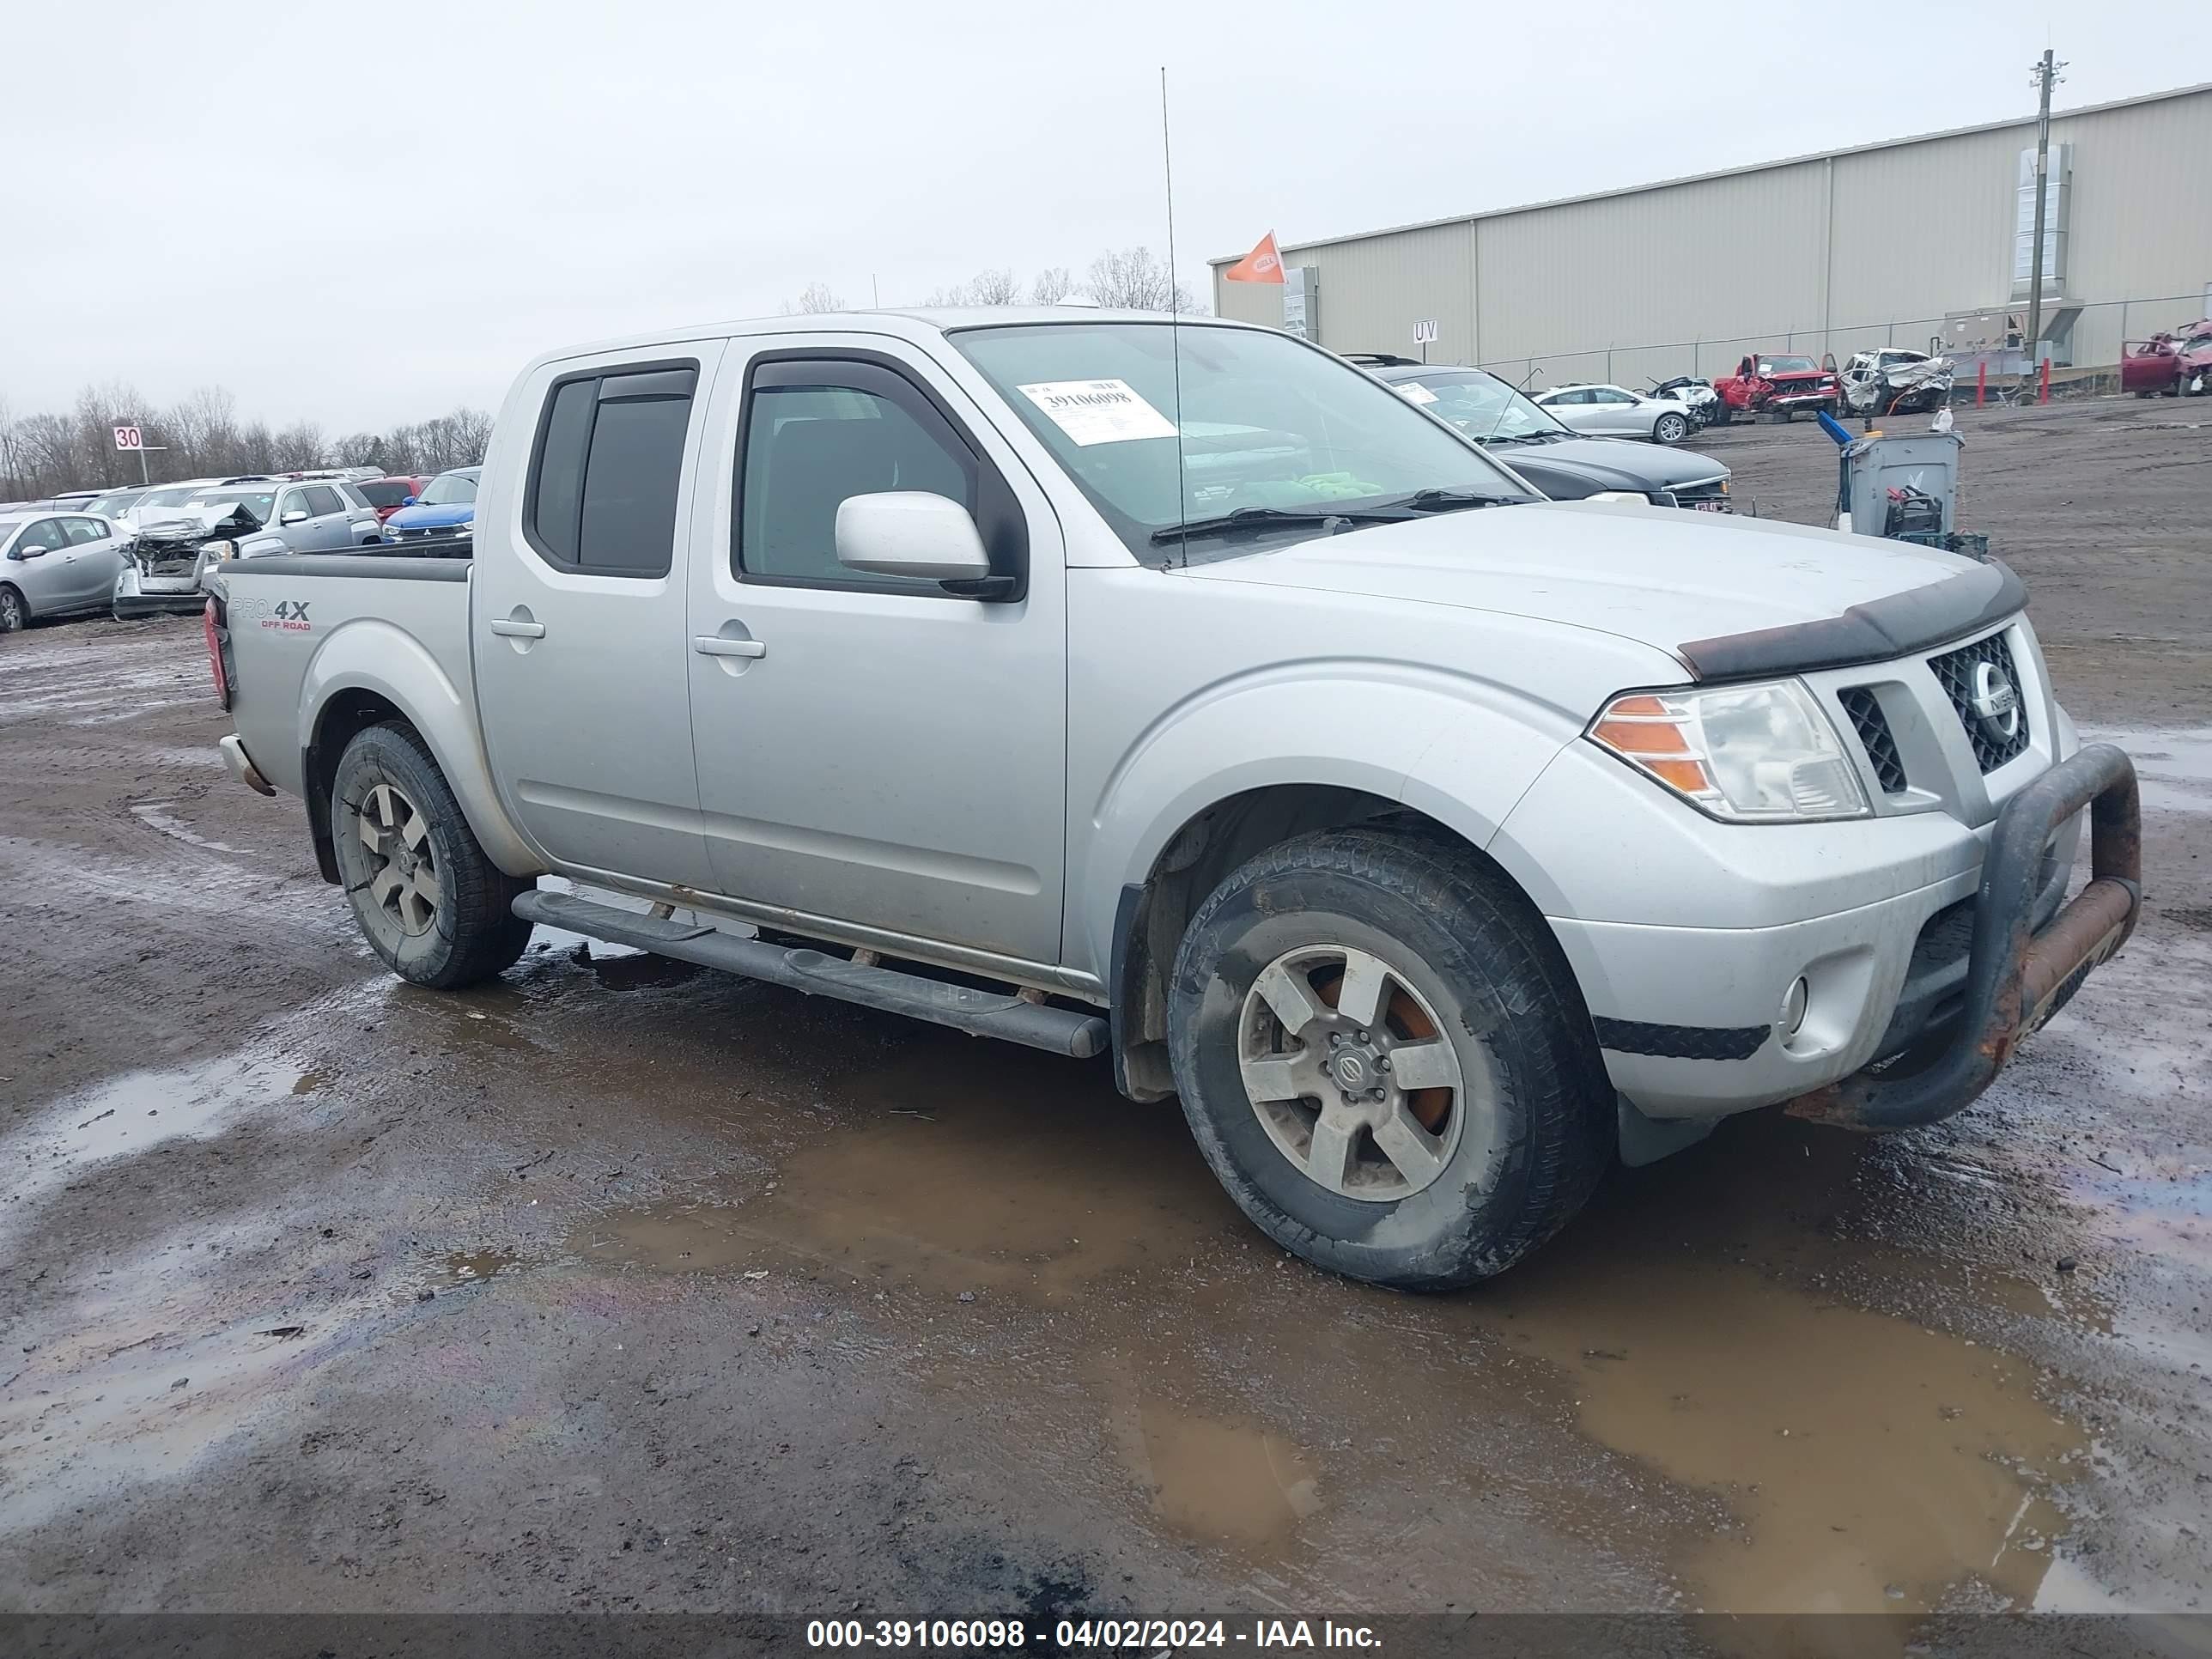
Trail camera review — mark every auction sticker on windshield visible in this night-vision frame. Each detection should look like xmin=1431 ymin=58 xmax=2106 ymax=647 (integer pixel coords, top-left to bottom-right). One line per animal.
xmin=1395 ymin=383 xmax=1440 ymax=405
xmin=1016 ymin=380 xmax=1179 ymax=446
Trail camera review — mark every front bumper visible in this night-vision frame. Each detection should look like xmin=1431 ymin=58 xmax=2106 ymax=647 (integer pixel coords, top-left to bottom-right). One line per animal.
xmin=1785 ymin=742 xmax=2139 ymax=1130
xmin=112 ymin=590 xmax=208 ymax=618
xmin=1538 ymin=745 xmax=2137 ymax=1126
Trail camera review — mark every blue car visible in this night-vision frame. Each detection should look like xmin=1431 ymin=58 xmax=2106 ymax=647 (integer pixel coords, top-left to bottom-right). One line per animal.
xmin=382 ymin=466 xmax=481 ymax=544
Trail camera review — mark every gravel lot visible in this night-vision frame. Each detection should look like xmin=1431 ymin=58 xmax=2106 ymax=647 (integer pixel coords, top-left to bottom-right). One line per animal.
xmin=2 ymin=396 xmax=2206 ymax=1632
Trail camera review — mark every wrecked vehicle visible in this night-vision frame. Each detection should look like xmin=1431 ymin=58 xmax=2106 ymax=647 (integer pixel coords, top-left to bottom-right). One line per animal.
xmin=113 ymin=500 xmax=269 ymax=619
xmin=210 ymin=307 xmax=2142 ymax=1291
xmin=1711 ymin=352 xmax=1841 ymax=422
xmin=1841 ymin=349 xmax=1957 ymax=416
xmin=2122 ymin=323 xmax=2212 ymax=397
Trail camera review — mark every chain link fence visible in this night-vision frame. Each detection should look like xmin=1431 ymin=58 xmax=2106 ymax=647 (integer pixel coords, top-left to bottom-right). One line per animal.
xmin=1470 ymin=291 xmax=2211 ymax=397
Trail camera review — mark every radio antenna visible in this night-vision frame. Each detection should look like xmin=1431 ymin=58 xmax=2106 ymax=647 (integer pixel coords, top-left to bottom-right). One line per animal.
xmin=1161 ymin=64 xmax=1188 ymax=571
xmin=1483 ymin=362 xmax=1545 ymax=447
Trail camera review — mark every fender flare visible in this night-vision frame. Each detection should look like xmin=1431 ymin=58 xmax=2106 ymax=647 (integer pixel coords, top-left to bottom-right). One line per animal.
xmin=1074 ymin=662 xmax=1580 ymax=979
xmin=296 ymin=617 xmax=544 ymax=878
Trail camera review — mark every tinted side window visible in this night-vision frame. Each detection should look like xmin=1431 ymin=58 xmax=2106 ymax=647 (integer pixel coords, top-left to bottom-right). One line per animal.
xmin=526 ymin=365 xmax=695 ymax=577
xmin=738 ymin=385 xmax=974 ymax=588
xmin=303 ymin=485 xmax=343 ymax=515
xmin=63 ymin=517 xmax=106 ymax=544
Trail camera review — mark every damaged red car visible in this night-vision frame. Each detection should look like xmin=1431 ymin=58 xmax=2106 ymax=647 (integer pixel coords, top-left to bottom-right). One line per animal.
xmin=2122 ymin=323 xmax=2212 ymax=398
xmin=1711 ymin=352 xmax=1841 ymax=423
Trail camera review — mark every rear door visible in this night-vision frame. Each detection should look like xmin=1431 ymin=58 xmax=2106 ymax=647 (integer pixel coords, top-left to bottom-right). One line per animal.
xmin=473 ymin=343 xmax=727 ymax=890
xmin=683 ymin=336 xmax=1067 ymax=963
xmin=59 ymin=516 xmax=121 ymax=605
xmin=300 ymin=484 xmax=349 ymax=550
xmin=1543 ymin=389 xmax=1598 ymax=433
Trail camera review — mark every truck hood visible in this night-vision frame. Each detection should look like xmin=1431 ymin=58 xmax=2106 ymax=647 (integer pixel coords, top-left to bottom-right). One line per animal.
xmin=1184 ymin=501 xmax=2010 ymax=677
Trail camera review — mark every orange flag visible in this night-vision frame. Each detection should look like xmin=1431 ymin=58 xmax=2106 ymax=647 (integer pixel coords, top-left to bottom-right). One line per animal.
xmin=1224 ymin=231 xmax=1285 ymax=284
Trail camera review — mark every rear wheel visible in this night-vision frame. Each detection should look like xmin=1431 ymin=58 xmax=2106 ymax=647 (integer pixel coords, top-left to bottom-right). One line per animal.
xmin=331 ymin=722 xmax=532 ymax=988
xmin=1167 ymin=829 xmax=1613 ymax=1290
xmin=1653 ymin=411 xmax=1689 ymax=445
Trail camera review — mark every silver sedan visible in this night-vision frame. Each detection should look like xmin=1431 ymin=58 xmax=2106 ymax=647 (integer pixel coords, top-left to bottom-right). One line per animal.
xmin=1534 ymin=383 xmax=1694 ymax=445
xmin=0 ymin=510 xmax=130 ymax=630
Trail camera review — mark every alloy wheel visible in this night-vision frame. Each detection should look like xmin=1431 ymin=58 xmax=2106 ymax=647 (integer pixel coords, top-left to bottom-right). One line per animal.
xmin=1237 ymin=944 xmax=1480 ymax=1201
xmin=353 ymin=781 xmax=441 ymax=937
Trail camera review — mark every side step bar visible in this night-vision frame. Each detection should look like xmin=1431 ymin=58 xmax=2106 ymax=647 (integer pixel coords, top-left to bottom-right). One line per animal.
xmin=512 ymin=889 xmax=1109 ymax=1060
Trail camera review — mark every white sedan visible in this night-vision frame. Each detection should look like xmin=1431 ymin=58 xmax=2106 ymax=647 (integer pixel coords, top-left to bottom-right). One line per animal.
xmin=1533 ymin=384 xmax=1694 ymax=445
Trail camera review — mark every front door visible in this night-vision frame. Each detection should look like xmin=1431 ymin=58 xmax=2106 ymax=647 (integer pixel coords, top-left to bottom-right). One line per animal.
xmin=684 ymin=338 xmax=1067 ymax=965
xmin=473 ymin=343 xmax=727 ymax=890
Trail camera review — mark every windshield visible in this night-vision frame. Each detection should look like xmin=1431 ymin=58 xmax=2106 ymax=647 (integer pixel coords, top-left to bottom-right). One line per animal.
xmin=1757 ymin=356 xmax=1819 ymax=374
xmin=83 ymin=491 xmax=145 ymax=517
xmin=137 ymin=485 xmax=207 ymax=513
xmin=418 ymin=471 xmax=478 ymax=506
xmin=184 ymin=487 xmax=276 ymax=525
xmin=1382 ymin=370 xmax=1565 ymax=442
xmin=2186 ymin=334 xmax=2212 ymax=353
xmin=950 ymin=324 xmax=1528 ymax=559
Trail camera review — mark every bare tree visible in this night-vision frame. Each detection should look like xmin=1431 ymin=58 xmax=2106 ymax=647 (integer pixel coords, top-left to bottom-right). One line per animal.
xmin=964 ymin=267 xmax=1022 ymax=306
xmin=1083 ymin=246 xmax=1200 ymax=313
xmin=1030 ymin=266 xmax=1074 ymax=306
xmin=921 ymin=282 xmax=970 ymax=307
xmin=270 ymin=420 xmax=326 ymax=471
xmin=781 ymin=282 xmax=847 ymax=314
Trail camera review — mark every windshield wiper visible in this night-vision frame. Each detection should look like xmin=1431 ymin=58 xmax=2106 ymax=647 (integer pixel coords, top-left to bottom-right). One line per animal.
xmin=1400 ymin=489 xmax=1530 ymax=511
xmin=1148 ymin=505 xmax=1411 ymax=544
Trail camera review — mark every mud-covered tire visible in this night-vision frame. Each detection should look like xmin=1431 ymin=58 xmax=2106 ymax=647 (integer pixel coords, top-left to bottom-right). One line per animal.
xmin=330 ymin=721 xmax=532 ymax=989
xmin=1167 ymin=829 xmax=1613 ymax=1290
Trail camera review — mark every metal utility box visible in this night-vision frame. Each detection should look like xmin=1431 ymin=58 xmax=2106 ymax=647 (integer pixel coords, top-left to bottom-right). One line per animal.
xmin=1841 ymin=431 xmax=1962 ymax=539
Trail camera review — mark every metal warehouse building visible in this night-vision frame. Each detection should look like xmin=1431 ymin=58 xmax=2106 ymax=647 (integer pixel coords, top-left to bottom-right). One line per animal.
xmin=1211 ymin=82 xmax=2212 ymax=389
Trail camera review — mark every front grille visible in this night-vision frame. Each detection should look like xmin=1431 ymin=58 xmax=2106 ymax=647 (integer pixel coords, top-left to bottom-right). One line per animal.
xmin=1671 ymin=477 xmax=1729 ymax=508
xmin=1838 ymin=687 xmax=1908 ymax=792
xmin=1929 ymin=631 xmax=2031 ymax=772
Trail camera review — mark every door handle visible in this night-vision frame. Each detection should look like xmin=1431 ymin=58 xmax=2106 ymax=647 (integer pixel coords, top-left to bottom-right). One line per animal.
xmin=693 ymin=635 xmax=766 ymax=659
xmin=489 ymin=618 xmax=546 ymax=639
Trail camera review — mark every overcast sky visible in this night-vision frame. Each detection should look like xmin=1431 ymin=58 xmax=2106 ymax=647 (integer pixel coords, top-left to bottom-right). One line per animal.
xmin=4 ymin=0 xmax=2193 ymax=434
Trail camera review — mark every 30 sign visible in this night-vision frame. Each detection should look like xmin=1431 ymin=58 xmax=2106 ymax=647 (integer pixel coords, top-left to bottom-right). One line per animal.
xmin=113 ymin=425 xmax=143 ymax=451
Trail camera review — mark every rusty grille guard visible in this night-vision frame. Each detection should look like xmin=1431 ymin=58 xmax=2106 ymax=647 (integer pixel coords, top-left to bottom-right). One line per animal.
xmin=1786 ymin=742 xmax=2141 ymax=1133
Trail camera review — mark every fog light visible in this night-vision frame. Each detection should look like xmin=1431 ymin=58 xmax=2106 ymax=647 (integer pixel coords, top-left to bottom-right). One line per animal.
xmin=1782 ymin=976 xmax=1810 ymax=1036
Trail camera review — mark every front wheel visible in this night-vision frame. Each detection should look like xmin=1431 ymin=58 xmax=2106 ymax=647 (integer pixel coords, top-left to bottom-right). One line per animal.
xmin=0 ymin=586 xmax=25 ymax=632
xmin=1168 ymin=829 xmax=1614 ymax=1290
xmin=1708 ymin=402 xmax=1731 ymax=427
xmin=331 ymin=721 xmax=532 ymax=988
xmin=1653 ymin=411 xmax=1689 ymax=445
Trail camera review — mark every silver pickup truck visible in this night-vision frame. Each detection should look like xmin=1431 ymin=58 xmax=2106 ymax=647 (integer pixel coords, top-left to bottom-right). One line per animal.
xmin=207 ymin=307 xmax=2142 ymax=1288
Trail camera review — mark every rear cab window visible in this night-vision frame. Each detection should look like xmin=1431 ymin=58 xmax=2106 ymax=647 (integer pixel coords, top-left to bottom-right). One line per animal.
xmin=526 ymin=364 xmax=698 ymax=578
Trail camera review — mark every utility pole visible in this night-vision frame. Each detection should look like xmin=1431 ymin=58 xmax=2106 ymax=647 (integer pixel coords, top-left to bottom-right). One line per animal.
xmin=2025 ymin=48 xmax=2065 ymax=368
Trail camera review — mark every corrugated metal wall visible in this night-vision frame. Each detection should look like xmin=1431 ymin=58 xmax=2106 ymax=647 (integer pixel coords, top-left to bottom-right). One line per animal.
xmin=1211 ymin=85 xmax=2212 ymax=383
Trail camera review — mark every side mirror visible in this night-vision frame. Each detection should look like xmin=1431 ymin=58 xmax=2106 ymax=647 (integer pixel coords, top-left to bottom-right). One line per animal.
xmin=835 ymin=492 xmax=994 ymax=587
xmin=402 ymin=495 xmax=417 ymax=507
xmin=280 ymin=508 xmax=308 ymax=526
xmin=15 ymin=544 xmax=48 ymax=559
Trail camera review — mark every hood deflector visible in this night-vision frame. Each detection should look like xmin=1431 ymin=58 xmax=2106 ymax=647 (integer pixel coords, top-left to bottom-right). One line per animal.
xmin=1678 ymin=558 xmax=2026 ymax=681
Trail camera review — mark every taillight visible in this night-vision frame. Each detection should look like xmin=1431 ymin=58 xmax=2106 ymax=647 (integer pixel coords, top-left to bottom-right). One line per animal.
xmin=204 ymin=596 xmax=232 ymax=711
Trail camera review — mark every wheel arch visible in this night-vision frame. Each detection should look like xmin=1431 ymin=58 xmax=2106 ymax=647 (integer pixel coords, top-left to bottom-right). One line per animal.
xmin=1106 ymin=781 xmax=1553 ymax=1102
xmin=298 ymin=623 xmax=542 ymax=884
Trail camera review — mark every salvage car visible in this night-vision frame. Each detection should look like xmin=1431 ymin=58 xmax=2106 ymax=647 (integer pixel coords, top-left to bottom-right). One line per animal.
xmin=209 ymin=307 xmax=2141 ymax=1291
xmin=2121 ymin=323 xmax=2212 ymax=397
xmin=115 ymin=478 xmax=384 ymax=618
xmin=1366 ymin=362 xmax=1731 ymax=507
xmin=1840 ymin=349 xmax=1956 ymax=416
xmin=1711 ymin=352 xmax=1841 ymax=422
xmin=1532 ymin=383 xmax=1695 ymax=444
xmin=0 ymin=509 xmax=130 ymax=629
xmin=356 ymin=475 xmax=433 ymax=523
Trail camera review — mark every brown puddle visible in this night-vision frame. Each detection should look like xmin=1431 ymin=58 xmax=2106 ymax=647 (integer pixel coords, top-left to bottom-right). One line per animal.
xmin=1119 ymin=1401 xmax=1321 ymax=1546
xmin=571 ymin=1036 xmax=1242 ymax=1296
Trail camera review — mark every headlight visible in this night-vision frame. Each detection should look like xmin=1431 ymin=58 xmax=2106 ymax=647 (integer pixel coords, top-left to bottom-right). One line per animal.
xmin=1586 ymin=490 xmax=1645 ymax=504
xmin=203 ymin=539 xmax=238 ymax=562
xmin=1588 ymin=681 xmax=1870 ymax=823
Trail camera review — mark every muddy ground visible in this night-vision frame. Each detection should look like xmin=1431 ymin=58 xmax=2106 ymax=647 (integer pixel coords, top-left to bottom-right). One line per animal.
xmin=1 ymin=397 xmax=2206 ymax=1637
